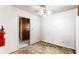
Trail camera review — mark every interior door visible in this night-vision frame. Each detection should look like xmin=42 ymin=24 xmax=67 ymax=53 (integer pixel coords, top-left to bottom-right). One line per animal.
xmin=19 ymin=17 xmax=30 ymax=42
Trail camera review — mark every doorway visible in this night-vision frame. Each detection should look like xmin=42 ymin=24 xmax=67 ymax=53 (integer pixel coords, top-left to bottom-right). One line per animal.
xmin=19 ymin=17 xmax=30 ymax=47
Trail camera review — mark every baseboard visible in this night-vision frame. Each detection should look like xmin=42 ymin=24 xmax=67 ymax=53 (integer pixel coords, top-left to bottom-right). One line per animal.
xmin=41 ymin=40 xmax=75 ymax=50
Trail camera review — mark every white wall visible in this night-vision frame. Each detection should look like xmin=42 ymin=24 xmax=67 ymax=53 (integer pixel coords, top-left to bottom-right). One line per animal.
xmin=0 ymin=6 xmax=40 ymax=53
xmin=76 ymin=16 xmax=79 ymax=54
xmin=0 ymin=5 xmax=77 ymax=53
xmin=41 ymin=9 xmax=76 ymax=49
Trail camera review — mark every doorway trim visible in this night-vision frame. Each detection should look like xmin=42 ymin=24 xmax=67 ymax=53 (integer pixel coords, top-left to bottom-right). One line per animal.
xmin=17 ymin=16 xmax=30 ymax=48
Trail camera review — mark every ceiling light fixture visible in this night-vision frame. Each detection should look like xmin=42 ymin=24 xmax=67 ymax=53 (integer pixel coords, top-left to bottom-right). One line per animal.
xmin=39 ymin=5 xmax=50 ymax=17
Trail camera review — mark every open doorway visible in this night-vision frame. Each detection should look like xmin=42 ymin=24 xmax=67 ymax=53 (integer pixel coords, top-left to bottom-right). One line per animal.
xmin=19 ymin=17 xmax=30 ymax=47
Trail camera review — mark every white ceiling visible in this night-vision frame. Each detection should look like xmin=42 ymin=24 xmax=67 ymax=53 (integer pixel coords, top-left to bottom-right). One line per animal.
xmin=12 ymin=5 xmax=77 ymax=16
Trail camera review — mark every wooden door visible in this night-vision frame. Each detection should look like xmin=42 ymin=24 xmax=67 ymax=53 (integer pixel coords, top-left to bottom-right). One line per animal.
xmin=19 ymin=17 xmax=30 ymax=41
xmin=78 ymin=5 xmax=79 ymax=16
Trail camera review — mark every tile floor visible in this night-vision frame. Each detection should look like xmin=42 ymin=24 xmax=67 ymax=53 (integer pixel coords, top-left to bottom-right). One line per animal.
xmin=12 ymin=41 xmax=75 ymax=54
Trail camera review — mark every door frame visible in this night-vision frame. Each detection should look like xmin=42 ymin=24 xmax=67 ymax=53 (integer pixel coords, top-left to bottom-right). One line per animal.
xmin=17 ymin=16 xmax=30 ymax=48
